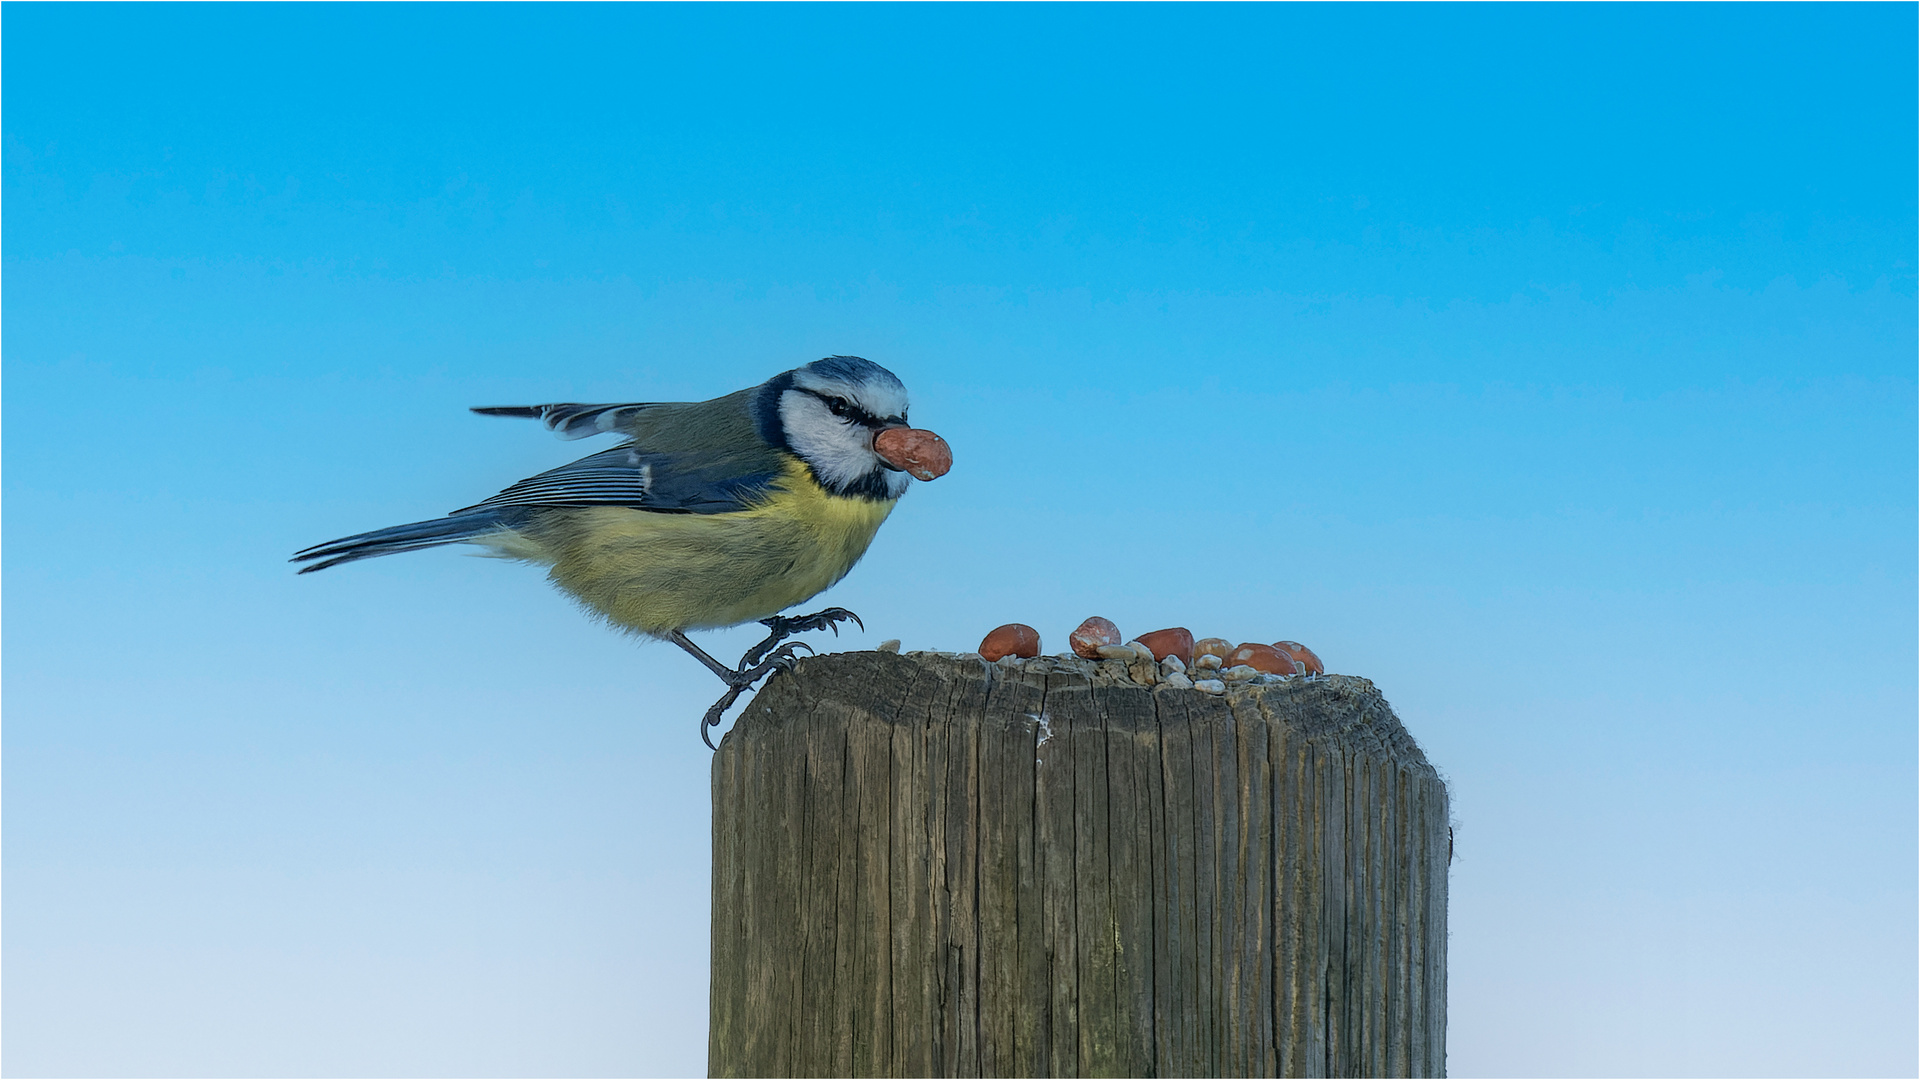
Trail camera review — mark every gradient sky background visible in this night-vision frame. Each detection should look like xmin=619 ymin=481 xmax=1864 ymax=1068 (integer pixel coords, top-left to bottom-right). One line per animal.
xmin=4 ymin=5 xmax=1915 ymax=1078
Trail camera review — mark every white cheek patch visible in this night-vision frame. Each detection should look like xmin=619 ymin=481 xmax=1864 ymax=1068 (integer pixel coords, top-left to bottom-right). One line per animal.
xmin=780 ymin=393 xmax=892 ymax=492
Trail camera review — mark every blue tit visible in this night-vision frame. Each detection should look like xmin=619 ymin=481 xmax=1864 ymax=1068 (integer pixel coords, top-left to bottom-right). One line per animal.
xmin=293 ymin=355 xmax=952 ymax=743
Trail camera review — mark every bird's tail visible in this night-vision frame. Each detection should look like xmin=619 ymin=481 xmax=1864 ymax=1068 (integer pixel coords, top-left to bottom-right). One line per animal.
xmin=291 ymin=508 xmax=525 ymax=573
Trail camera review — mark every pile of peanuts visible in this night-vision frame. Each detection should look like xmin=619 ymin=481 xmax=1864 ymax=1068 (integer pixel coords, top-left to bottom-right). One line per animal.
xmin=967 ymin=618 xmax=1324 ymax=694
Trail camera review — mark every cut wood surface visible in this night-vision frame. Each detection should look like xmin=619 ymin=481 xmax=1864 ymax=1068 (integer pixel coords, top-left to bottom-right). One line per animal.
xmin=709 ymin=650 xmax=1449 ymax=1078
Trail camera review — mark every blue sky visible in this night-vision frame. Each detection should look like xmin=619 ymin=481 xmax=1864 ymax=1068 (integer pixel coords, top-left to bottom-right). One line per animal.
xmin=4 ymin=5 xmax=1914 ymax=1077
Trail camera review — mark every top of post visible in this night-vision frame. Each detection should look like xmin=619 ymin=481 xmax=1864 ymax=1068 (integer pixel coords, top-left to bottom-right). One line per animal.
xmin=717 ymin=649 xmax=1437 ymax=775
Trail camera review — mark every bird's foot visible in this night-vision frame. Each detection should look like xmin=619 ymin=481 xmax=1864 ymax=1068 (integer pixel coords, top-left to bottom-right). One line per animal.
xmin=679 ymin=611 xmax=862 ymax=749
xmin=694 ymin=642 xmax=815 ymax=749
xmin=740 ymin=607 xmax=863 ymax=668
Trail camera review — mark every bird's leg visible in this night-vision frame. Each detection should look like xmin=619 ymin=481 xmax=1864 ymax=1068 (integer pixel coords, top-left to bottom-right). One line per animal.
xmin=666 ymin=631 xmax=739 ymax=683
xmin=688 ymin=640 xmax=816 ymax=749
xmin=669 ymin=611 xmax=863 ymax=749
xmin=667 ymin=629 xmax=818 ymax=692
xmin=669 ymin=631 xmax=785 ymax=750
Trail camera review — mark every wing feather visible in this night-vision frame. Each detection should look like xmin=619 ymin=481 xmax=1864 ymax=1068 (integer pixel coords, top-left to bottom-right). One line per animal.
xmin=472 ymin=402 xmax=663 ymax=440
xmin=454 ymin=444 xmax=784 ymax=516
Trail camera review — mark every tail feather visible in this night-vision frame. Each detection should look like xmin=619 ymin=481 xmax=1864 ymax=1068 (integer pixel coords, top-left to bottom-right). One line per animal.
xmin=292 ymin=509 xmax=523 ymax=573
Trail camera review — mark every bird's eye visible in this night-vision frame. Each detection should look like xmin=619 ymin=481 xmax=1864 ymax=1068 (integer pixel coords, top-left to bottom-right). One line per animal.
xmin=826 ymin=397 xmax=851 ymax=417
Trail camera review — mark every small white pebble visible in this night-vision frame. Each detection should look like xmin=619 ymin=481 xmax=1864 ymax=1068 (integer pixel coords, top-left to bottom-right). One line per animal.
xmin=1193 ymin=679 xmax=1227 ymax=695
xmin=1221 ymin=665 xmax=1260 ymax=682
xmin=1161 ymin=671 xmax=1194 ymax=690
xmin=1096 ymin=644 xmax=1136 ymax=660
xmin=1125 ymin=640 xmax=1157 ymax=663
xmin=996 ymin=653 xmax=1024 ymax=668
xmin=1159 ymin=654 xmax=1187 ymax=675
xmin=1193 ymin=653 xmax=1224 ymax=671
xmin=877 ymin=639 xmax=901 ymax=653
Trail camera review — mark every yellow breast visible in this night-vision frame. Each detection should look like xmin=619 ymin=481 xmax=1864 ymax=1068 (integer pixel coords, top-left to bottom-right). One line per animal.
xmin=479 ymin=458 xmax=897 ymax=635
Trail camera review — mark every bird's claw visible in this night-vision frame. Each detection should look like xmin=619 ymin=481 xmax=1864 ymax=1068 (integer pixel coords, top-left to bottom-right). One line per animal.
xmin=700 ymin=687 xmax=747 ymax=750
xmin=696 ymin=644 xmax=810 ymax=749
xmin=743 ymin=607 xmax=863 ymax=667
xmin=740 ymin=640 xmax=812 ymax=682
xmin=760 ymin=605 xmax=863 ymax=635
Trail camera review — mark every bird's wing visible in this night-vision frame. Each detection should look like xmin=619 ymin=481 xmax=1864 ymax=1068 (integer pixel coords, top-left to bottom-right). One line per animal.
xmin=462 ymin=389 xmax=787 ymax=514
xmin=472 ymin=402 xmax=665 ymax=440
xmin=454 ymin=441 xmax=788 ymax=516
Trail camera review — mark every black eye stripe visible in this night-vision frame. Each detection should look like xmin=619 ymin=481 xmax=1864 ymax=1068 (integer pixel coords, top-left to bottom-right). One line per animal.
xmin=806 ymin=389 xmax=884 ymax=425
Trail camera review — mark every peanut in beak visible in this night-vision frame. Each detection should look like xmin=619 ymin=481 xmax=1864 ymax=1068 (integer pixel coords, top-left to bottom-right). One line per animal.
xmin=873 ymin=427 xmax=953 ymax=481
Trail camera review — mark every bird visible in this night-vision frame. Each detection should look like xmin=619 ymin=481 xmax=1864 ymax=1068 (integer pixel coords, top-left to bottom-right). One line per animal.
xmin=292 ymin=355 xmax=952 ymax=745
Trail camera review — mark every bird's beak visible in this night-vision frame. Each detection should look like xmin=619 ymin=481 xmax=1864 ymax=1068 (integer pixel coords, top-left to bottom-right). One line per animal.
xmin=873 ymin=427 xmax=953 ymax=481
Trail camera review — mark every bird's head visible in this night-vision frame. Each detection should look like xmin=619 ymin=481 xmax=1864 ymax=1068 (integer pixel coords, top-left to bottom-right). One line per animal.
xmin=757 ymin=356 xmax=950 ymax=500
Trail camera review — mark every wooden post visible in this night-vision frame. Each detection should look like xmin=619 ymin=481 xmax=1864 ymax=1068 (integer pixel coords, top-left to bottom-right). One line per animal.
xmin=709 ymin=651 xmax=1449 ymax=1078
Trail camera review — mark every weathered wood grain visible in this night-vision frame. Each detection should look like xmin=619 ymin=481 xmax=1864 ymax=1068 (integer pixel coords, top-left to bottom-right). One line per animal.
xmin=710 ymin=652 xmax=1449 ymax=1078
